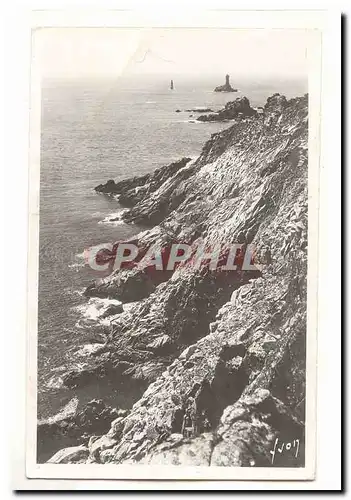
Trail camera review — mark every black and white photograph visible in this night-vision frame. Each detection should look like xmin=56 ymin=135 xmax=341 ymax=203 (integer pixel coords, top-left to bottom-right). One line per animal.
xmin=23 ymin=12 xmax=328 ymax=482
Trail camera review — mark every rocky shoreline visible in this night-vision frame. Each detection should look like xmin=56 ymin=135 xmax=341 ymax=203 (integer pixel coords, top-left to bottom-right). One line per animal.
xmin=40 ymin=93 xmax=308 ymax=466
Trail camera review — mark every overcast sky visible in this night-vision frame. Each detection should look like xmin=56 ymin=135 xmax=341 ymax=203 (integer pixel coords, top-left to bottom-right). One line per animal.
xmin=36 ymin=28 xmax=310 ymax=81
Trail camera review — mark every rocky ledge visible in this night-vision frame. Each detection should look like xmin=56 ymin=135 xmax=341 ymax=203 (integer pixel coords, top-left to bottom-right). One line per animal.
xmin=48 ymin=93 xmax=308 ymax=466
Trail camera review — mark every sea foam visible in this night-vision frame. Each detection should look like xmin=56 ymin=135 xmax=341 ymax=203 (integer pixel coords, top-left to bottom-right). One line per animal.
xmin=74 ymin=297 xmax=123 ymax=329
xmin=98 ymin=209 xmax=128 ymax=226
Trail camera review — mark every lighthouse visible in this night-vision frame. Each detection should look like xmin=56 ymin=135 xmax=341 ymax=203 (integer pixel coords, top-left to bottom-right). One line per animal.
xmin=214 ymin=74 xmax=237 ymax=93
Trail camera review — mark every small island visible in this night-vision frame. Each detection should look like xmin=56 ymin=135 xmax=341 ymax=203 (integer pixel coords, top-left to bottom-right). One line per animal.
xmin=214 ymin=74 xmax=238 ymax=93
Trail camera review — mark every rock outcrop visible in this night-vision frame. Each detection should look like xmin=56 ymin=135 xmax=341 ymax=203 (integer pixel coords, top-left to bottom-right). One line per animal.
xmin=47 ymin=94 xmax=308 ymax=467
xmin=197 ymin=97 xmax=257 ymax=122
xmin=47 ymin=445 xmax=90 ymax=464
xmin=94 ymin=157 xmax=192 ymax=200
xmin=214 ymin=74 xmax=238 ymax=93
xmin=37 ymin=399 xmax=123 ymax=463
xmin=185 ymin=108 xmax=214 ymax=113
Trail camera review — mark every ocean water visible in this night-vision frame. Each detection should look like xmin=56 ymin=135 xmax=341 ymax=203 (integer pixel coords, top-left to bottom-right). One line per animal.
xmin=38 ymin=76 xmax=307 ymax=420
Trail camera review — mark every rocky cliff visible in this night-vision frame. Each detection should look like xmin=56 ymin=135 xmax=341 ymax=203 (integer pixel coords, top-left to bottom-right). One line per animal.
xmin=46 ymin=93 xmax=308 ymax=467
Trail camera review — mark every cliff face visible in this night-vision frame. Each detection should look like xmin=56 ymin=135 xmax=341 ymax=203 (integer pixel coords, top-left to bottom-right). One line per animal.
xmin=48 ymin=94 xmax=308 ymax=466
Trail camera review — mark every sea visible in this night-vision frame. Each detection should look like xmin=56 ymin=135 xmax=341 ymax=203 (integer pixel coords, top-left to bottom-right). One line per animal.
xmin=38 ymin=75 xmax=307 ymax=421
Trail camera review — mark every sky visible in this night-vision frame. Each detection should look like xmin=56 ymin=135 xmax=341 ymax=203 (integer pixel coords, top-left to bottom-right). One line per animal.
xmin=36 ymin=27 xmax=310 ymax=81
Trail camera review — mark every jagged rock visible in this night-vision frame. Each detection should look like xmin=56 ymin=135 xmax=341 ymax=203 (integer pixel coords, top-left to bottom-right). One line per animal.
xmin=211 ymin=389 xmax=304 ymax=467
xmin=139 ymin=433 xmax=216 ymax=465
xmin=60 ymin=358 xmax=142 ymax=389
xmin=47 ymin=445 xmax=89 ymax=464
xmin=130 ymin=389 xmax=303 ymax=467
xmin=84 ymin=268 xmax=157 ymax=301
xmin=214 ymin=74 xmax=238 ymax=93
xmin=100 ymin=303 xmax=124 ymax=318
xmin=61 ymin=363 xmax=113 ymax=389
xmin=38 ymin=399 xmax=120 ymax=463
xmin=82 ymin=227 xmax=177 ymax=300
xmin=108 ymin=416 xmax=125 ymax=437
xmin=185 ymin=108 xmax=214 ymax=113
xmin=121 ymin=165 xmax=196 ymax=226
xmin=37 ymin=398 xmax=135 ymax=464
xmin=89 ymin=435 xmax=119 ymax=459
xmin=95 ymin=175 xmax=149 ymax=195
xmin=147 ymin=334 xmax=172 ymax=351
xmin=263 ymin=93 xmax=290 ymax=127
xmin=95 ymin=157 xmax=192 ymax=202
xmin=264 ymin=93 xmax=288 ymax=113
xmin=94 ymin=179 xmax=118 ymax=194
xmin=197 ymin=97 xmax=256 ymax=122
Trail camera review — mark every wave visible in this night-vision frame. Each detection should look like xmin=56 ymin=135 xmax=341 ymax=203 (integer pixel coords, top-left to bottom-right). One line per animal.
xmin=74 ymin=297 xmax=123 ymax=328
xmin=98 ymin=209 xmax=128 ymax=226
xmin=46 ymin=375 xmax=65 ymax=391
xmin=68 ymin=251 xmax=87 ymax=271
xmin=75 ymin=343 xmax=103 ymax=357
xmin=175 ymin=119 xmax=203 ymax=124
xmin=68 ymin=262 xmax=85 ymax=270
xmin=39 ymin=396 xmax=79 ymax=425
xmin=121 ymin=301 xmax=140 ymax=313
xmin=94 ymin=190 xmax=119 ymax=200
xmin=64 ymin=287 xmax=85 ymax=298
